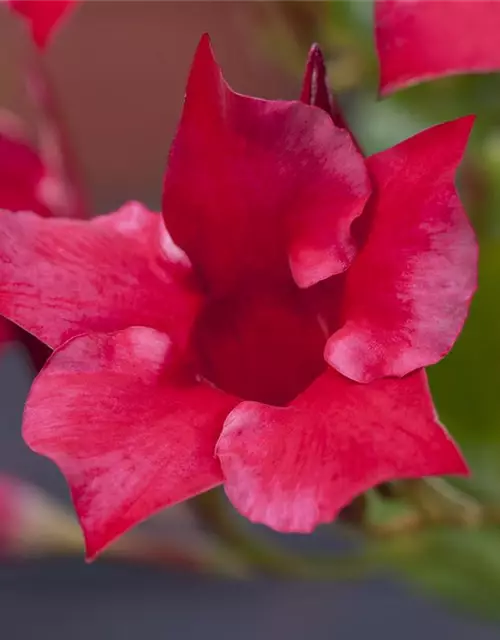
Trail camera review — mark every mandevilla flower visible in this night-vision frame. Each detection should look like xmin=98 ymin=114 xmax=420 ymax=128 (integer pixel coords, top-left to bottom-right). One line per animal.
xmin=0 ymin=36 xmax=477 ymax=558
xmin=376 ymin=0 xmax=500 ymax=95
xmin=5 ymin=0 xmax=76 ymax=49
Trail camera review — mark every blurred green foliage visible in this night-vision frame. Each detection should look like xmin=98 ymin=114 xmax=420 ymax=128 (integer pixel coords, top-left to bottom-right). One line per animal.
xmin=264 ymin=0 xmax=500 ymax=619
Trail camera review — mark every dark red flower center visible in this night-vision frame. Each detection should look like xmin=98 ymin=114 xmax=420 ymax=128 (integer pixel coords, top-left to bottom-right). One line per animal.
xmin=194 ymin=287 xmax=327 ymax=406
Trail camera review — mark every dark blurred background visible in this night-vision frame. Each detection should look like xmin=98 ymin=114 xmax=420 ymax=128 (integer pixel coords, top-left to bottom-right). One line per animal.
xmin=2 ymin=2 xmax=500 ymax=637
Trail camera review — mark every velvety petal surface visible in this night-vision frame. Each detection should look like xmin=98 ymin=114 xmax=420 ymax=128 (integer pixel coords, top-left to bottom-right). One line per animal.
xmin=217 ymin=368 xmax=467 ymax=533
xmin=23 ymin=327 xmax=237 ymax=558
xmin=325 ymin=117 xmax=478 ymax=383
xmin=194 ymin=288 xmax=326 ymax=406
xmin=7 ymin=0 xmax=76 ymax=48
xmin=376 ymin=0 xmax=500 ymax=95
xmin=0 ymin=202 xmax=201 ymax=350
xmin=0 ymin=119 xmax=52 ymax=217
xmin=163 ymin=35 xmax=370 ymax=293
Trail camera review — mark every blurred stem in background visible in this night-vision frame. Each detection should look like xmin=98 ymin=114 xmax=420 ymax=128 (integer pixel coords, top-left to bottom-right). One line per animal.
xmin=191 ymin=489 xmax=390 ymax=580
xmin=8 ymin=469 xmax=500 ymax=594
xmin=0 ymin=474 xmax=245 ymax=577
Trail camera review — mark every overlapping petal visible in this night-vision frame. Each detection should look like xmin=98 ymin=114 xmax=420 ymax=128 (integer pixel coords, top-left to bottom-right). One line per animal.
xmin=23 ymin=327 xmax=237 ymax=558
xmin=376 ymin=0 xmax=500 ymax=95
xmin=0 ymin=202 xmax=201 ymax=350
xmin=325 ymin=117 xmax=478 ymax=383
xmin=7 ymin=0 xmax=76 ymax=49
xmin=217 ymin=368 xmax=467 ymax=533
xmin=163 ymin=35 xmax=370 ymax=293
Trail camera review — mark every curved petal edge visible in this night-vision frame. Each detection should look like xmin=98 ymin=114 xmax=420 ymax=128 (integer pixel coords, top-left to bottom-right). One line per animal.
xmin=376 ymin=0 xmax=500 ymax=95
xmin=163 ymin=34 xmax=371 ymax=294
xmin=325 ymin=117 xmax=478 ymax=383
xmin=217 ymin=369 xmax=467 ymax=533
xmin=23 ymin=327 xmax=237 ymax=559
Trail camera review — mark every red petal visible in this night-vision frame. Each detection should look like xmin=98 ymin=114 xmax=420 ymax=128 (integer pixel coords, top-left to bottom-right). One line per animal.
xmin=376 ymin=0 xmax=500 ymax=95
xmin=325 ymin=117 xmax=478 ymax=383
xmin=23 ymin=327 xmax=237 ymax=558
xmin=217 ymin=368 xmax=467 ymax=533
xmin=194 ymin=288 xmax=326 ymax=406
xmin=163 ymin=35 xmax=370 ymax=293
xmin=8 ymin=0 xmax=76 ymax=49
xmin=0 ymin=116 xmax=52 ymax=217
xmin=0 ymin=202 xmax=201 ymax=350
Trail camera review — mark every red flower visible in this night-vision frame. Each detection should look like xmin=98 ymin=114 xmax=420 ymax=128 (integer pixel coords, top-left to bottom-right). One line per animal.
xmin=0 ymin=37 xmax=476 ymax=558
xmin=7 ymin=0 xmax=76 ymax=49
xmin=376 ymin=0 xmax=500 ymax=95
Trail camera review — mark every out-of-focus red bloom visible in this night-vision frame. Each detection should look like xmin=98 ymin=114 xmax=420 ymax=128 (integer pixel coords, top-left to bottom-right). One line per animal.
xmin=0 ymin=36 xmax=476 ymax=558
xmin=376 ymin=0 xmax=500 ymax=95
xmin=0 ymin=112 xmax=54 ymax=218
xmin=0 ymin=475 xmax=21 ymax=552
xmin=0 ymin=107 xmax=84 ymax=358
xmin=0 ymin=112 xmax=69 ymax=355
xmin=6 ymin=0 xmax=76 ymax=49
xmin=2 ymin=0 xmax=84 ymax=221
xmin=0 ymin=0 xmax=85 ymax=357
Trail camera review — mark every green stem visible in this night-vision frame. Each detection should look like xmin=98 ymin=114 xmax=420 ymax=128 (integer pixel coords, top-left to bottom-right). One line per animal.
xmin=396 ymin=478 xmax=483 ymax=527
xmin=190 ymin=489 xmax=388 ymax=580
xmin=190 ymin=481 xmax=500 ymax=579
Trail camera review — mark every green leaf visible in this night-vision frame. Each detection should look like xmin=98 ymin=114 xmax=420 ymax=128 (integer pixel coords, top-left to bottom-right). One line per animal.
xmin=387 ymin=529 xmax=500 ymax=619
xmin=429 ymin=241 xmax=500 ymax=501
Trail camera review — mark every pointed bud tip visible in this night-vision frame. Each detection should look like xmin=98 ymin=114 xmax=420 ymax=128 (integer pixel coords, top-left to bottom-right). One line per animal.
xmin=308 ymin=43 xmax=325 ymax=63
